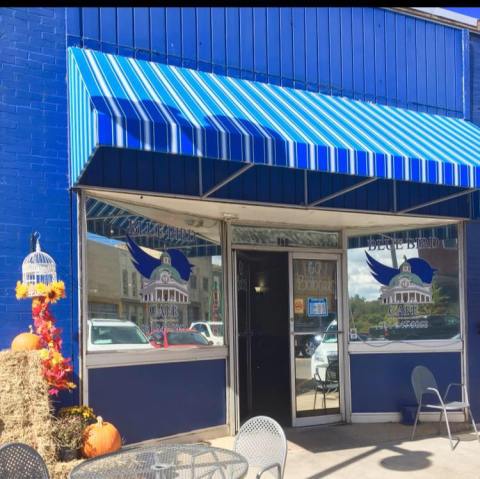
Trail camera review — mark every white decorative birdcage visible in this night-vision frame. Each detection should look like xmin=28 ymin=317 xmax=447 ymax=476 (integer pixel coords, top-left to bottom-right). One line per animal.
xmin=22 ymin=239 xmax=57 ymax=289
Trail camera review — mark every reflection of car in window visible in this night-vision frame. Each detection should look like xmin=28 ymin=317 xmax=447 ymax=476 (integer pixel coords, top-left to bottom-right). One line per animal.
xmin=149 ymin=329 xmax=212 ymax=348
xmin=190 ymin=322 xmax=224 ymax=345
xmin=310 ymin=320 xmax=338 ymax=380
xmin=295 ymin=313 xmax=337 ymax=357
xmin=88 ymin=319 xmax=155 ymax=351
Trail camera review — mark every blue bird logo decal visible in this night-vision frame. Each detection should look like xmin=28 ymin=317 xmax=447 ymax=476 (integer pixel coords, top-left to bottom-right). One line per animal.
xmin=126 ymin=235 xmax=194 ymax=281
xmin=365 ymin=251 xmax=436 ymax=286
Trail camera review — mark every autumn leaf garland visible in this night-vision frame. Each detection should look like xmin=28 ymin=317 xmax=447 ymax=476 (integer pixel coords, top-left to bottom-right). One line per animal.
xmin=16 ymin=280 xmax=76 ymax=395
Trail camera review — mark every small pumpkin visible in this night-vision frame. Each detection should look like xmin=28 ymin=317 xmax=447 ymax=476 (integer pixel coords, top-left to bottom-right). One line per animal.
xmin=82 ymin=416 xmax=121 ymax=458
xmin=11 ymin=325 xmax=42 ymax=351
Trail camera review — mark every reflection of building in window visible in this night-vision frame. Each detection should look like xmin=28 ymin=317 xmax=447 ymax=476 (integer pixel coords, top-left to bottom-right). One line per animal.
xmin=141 ymin=252 xmax=189 ymax=306
xmin=209 ymin=275 xmax=222 ymax=322
xmin=122 ymin=269 xmax=129 ymax=296
xmin=132 ymin=272 xmax=137 ymax=298
xmin=379 ymin=259 xmax=432 ymax=305
xmin=87 ymin=236 xmax=147 ymax=323
xmin=188 ymin=304 xmax=200 ymax=322
xmin=88 ymin=302 xmax=119 ymax=319
xmin=86 ymin=202 xmax=224 ymax=333
xmin=419 ymin=245 xmax=458 ymax=278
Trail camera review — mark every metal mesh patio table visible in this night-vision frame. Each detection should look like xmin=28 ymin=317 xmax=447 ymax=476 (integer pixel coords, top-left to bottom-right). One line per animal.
xmin=69 ymin=444 xmax=249 ymax=479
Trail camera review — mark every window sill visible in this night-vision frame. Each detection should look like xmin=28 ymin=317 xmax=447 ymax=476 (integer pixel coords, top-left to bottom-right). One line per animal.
xmin=348 ymin=339 xmax=463 ymax=354
xmin=85 ymin=346 xmax=228 ymax=369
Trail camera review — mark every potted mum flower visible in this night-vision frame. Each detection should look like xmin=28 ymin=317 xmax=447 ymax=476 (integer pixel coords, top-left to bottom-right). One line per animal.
xmin=54 ymin=415 xmax=85 ymax=461
xmin=58 ymin=405 xmax=97 ymax=426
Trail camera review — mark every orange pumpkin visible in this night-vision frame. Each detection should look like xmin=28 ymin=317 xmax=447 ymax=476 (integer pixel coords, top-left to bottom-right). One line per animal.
xmin=11 ymin=326 xmax=42 ymax=351
xmin=82 ymin=416 xmax=121 ymax=458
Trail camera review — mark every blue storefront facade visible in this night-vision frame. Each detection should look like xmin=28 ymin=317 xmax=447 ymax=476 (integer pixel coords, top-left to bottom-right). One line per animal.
xmin=2 ymin=7 xmax=480 ymax=443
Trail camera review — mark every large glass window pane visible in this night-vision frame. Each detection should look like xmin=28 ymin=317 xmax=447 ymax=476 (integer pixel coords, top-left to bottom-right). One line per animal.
xmin=293 ymin=258 xmax=340 ymax=417
xmin=347 ymin=225 xmax=460 ymax=342
xmin=85 ymin=196 xmax=224 ymax=353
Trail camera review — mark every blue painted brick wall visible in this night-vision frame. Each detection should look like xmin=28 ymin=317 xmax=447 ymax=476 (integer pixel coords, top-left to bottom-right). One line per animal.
xmin=0 ymin=7 xmax=78 ymax=404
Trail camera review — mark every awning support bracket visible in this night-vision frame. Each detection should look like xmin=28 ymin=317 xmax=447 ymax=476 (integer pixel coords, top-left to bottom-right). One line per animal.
xmin=198 ymin=157 xmax=203 ymax=196
xmin=308 ymin=177 xmax=377 ymax=208
xmin=392 ymin=180 xmax=398 ymax=213
xmin=202 ymin=163 xmax=254 ymax=199
xmin=303 ymin=170 xmax=308 ymax=206
xmin=398 ymin=188 xmax=475 ymax=214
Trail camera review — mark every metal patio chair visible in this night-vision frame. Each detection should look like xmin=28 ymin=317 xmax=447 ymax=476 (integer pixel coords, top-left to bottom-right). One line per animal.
xmin=313 ymin=358 xmax=339 ymax=410
xmin=410 ymin=365 xmax=480 ymax=450
xmin=234 ymin=415 xmax=287 ymax=478
xmin=0 ymin=442 xmax=50 ymax=478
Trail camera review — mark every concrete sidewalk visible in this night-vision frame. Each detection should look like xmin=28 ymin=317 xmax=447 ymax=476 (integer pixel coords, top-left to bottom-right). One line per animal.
xmin=210 ymin=422 xmax=480 ymax=478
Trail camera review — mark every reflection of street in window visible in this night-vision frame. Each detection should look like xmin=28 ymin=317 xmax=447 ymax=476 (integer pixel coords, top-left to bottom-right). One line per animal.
xmin=86 ymin=196 xmax=225 ymax=352
xmin=348 ymin=225 xmax=460 ymax=341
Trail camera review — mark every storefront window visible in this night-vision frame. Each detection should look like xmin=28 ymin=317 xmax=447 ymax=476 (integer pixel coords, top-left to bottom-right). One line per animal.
xmin=347 ymin=225 xmax=460 ymax=342
xmin=85 ymin=196 xmax=224 ymax=353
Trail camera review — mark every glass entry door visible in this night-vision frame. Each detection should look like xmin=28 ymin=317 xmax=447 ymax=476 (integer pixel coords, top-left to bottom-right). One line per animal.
xmin=289 ymin=253 xmax=344 ymax=426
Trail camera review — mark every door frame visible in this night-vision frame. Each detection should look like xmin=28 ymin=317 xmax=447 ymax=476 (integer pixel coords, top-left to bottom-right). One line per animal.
xmin=289 ymin=251 xmax=346 ymax=427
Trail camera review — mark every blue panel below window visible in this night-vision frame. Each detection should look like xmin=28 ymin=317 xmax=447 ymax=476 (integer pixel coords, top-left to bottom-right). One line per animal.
xmin=88 ymin=359 xmax=226 ymax=444
xmin=350 ymin=352 xmax=461 ymax=413
xmin=466 ymin=222 xmax=480 ymax=419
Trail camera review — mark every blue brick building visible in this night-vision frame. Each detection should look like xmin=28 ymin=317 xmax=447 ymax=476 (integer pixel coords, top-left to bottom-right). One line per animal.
xmin=2 ymin=7 xmax=480 ymax=443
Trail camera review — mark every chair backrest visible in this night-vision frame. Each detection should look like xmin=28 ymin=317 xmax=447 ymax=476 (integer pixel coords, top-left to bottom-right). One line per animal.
xmin=234 ymin=416 xmax=287 ymax=478
xmin=411 ymin=365 xmax=438 ymax=404
xmin=0 ymin=443 xmax=49 ymax=479
xmin=326 ymin=360 xmax=339 ymax=383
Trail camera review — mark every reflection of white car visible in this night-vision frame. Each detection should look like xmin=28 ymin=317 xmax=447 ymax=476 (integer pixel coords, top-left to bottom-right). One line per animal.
xmin=87 ymin=319 xmax=155 ymax=351
xmin=190 ymin=322 xmax=224 ymax=346
xmin=311 ymin=320 xmax=338 ymax=380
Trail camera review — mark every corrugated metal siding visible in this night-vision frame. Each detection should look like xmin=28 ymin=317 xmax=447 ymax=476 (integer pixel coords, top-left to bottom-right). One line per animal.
xmin=66 ymin=7 xmax=465 ymax=117
xmin=470 ymin=33 xmax=480 ymax=124
xmin=80 ymin=148 xmax=472 ymax=219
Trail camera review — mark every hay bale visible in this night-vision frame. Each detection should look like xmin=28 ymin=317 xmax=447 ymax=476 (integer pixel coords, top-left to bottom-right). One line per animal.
xmin=0 ymin=349 xmax=57 ymax=467
xmin=51 ymin=458 xmax=84 ymax=479
xmin=0 ymin=349 xmax=86 ymax=478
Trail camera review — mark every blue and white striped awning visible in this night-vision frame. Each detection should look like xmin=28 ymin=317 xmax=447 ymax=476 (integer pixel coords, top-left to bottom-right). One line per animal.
xmin=68 ymin=47 xmax=480 ymax=188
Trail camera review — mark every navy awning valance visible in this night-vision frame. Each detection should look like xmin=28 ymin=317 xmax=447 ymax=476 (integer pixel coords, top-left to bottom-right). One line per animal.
xmin=68 ymin=47 xmax=480 ymax=189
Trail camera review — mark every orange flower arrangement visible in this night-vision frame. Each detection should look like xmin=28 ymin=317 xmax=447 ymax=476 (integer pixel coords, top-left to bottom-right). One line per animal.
xmin=16 ymin=280 xmax=75 ymax=395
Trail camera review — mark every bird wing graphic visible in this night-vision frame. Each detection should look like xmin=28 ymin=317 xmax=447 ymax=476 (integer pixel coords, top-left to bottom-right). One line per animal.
xmin=365 ymin=251 xmax=399 ymax=286
xmin=407 ymin=257 xmax=437 ymax=284
xmin=126 ymin=235 xmax=162 ymax=279
xmin=167 ymin=248 xmax=194 ymax=282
